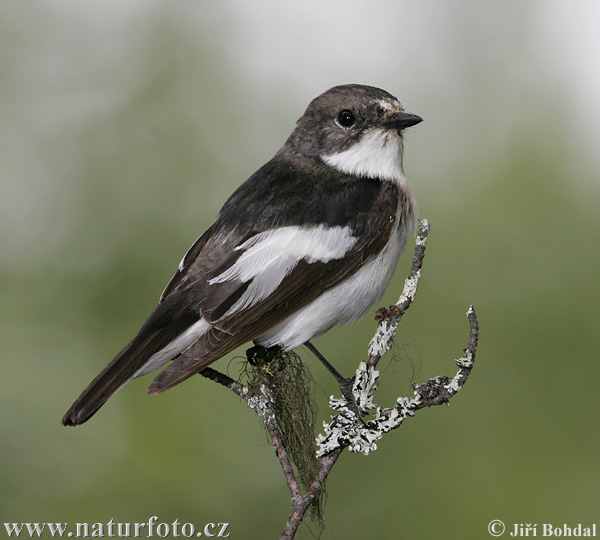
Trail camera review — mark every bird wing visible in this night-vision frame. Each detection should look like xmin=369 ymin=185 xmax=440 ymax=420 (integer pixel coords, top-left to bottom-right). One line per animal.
xmin=148 ymin=181 xmax=401 ymax=393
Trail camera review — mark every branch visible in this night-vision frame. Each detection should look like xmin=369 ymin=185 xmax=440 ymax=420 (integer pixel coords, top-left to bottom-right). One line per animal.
xmin=201 ymin=367 xmax=302 ymax=500
xmin=279 ymin=448 xmax=342 ymax=540
xmin=368 ymin=218 xmax=430 ymax=368
xmin=198 ymin=219 xmax=479 ymax=539
xmin=316 ymin=304 xmax=478 ymax=457
xmin=200 ymin=365 xmax=341 ymax=539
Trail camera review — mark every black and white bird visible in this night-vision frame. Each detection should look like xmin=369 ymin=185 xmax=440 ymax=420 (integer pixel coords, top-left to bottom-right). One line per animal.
xmin=62 ymin=84 xmax=422 ymax=426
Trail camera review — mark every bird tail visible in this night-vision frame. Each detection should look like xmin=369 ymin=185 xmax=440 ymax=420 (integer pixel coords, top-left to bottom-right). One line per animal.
xmin=62 ymin=293 xmax=209 ymax=426
xmin=61 ymin=337 xmax=149 ymax=426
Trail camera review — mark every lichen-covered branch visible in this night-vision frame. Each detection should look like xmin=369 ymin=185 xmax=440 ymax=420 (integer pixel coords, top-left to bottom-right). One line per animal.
xmin=200 ymin=364 xmax=341 ymax=540
xmin=316 ymin=305 xmax=479 ymax=457
xmin=200 ymin=367 xmax=302 ymax=500
xmin=198 ymin=219 xmax=480 ymax=540
xmin=368 ymin=219 xmax=430 ymax=368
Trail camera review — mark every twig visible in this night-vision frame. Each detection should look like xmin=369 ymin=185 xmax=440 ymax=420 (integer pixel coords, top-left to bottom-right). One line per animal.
xmin=200 ymin=365 xmax=340 ymax=539
xmin=368 ymin=218 xmax=430 ymax=368
xmin=201 ymin=367 xmax=302 ymax=500
xmin=198 ymin=219 xmax=479 ymax=539
xmin=316 ymin=305 xmax=479 ymax=457
xmin=279 ymin=449 xmax=343 ymax=540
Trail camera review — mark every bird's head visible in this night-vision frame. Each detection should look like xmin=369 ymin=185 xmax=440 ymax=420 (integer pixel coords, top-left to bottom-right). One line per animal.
xmin=285 ymin=84 xmax=422 ymax=183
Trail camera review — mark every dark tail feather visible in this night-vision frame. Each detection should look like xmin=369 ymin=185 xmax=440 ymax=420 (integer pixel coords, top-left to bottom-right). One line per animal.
xmin=62 ymin=334 xmax=156 ymax=426
xmin=147 ymin=339 xmax=213 ymax=395
xmin=63 ymin=294 xmax=205 ymax=426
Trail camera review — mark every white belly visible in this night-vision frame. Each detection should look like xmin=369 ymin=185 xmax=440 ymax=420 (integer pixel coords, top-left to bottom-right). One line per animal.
xmin=257 ymin=225 xmax=406 ymax=350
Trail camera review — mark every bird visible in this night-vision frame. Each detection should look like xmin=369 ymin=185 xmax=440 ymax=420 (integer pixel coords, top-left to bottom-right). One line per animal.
xmin=62 ymin=84 xmax=422 ymax=427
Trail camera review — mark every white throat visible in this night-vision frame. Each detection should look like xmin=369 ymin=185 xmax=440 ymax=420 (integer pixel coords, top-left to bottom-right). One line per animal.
xmin=322 ymin=128 xmax=406 ymax=185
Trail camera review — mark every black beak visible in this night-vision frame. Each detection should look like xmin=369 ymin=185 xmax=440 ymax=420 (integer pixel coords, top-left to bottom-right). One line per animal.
xmin=383 ymin=112 xmax=423 ymax=130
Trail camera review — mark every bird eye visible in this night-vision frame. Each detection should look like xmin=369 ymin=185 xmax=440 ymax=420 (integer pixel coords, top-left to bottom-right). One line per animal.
xmin=337 ymin=109 xmax=356 ymax=127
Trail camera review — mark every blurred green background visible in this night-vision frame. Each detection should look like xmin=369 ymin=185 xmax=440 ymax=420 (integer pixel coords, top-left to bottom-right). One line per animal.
xmin=2 ymin=1 xmax=599 ymax=538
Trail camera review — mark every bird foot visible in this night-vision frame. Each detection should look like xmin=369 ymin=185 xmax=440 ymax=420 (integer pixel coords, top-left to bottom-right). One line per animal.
xmin=246 ymin=344 xmax=284 ymax=367
xmin=339 ymin=376 xmax=366 ymax=424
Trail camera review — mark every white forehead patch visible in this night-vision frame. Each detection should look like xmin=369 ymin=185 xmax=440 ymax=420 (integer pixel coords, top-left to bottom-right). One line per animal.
xmin=377 ymin=99 xmax=402 ymax=111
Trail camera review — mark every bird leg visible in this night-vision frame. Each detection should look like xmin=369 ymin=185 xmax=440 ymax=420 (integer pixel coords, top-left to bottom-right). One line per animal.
xmin=305 ymin=341 xmax=364 ymax=421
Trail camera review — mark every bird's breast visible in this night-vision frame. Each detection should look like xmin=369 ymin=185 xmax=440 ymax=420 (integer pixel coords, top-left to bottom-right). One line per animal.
xmin=257 ymin=206 xmax=412 ymax=350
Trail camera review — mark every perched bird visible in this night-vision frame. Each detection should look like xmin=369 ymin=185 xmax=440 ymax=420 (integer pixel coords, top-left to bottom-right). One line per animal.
xmin=62 ymin=84 xmax=422 ymax=426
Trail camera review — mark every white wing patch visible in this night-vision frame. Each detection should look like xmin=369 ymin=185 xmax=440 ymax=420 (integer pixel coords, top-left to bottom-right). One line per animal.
xmin=257 ymin=225 xmax=405 ymax=350
xmin=323 ymin=128 xmax=407 ymax=185
xmin=209 ymin=225 xmax=358 ymax=316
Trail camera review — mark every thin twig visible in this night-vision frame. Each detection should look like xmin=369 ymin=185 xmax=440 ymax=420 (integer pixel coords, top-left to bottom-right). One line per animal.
xmin=411 ymin=305 xmax=478 ymax=411
xmin=368 ymin=219 xmax=430 ymax=368
xmin=279 ymin=448 xmax=343 ymax=540
xmin=200 ymin=367 xmax=246 ymax=397
xmin=316 ymin=305 xmax=479 ymax=457
xmin=200 ymin=367 xmax=302 ymax=499
xmin=197 ymin=219 xmax=479 ymax=540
